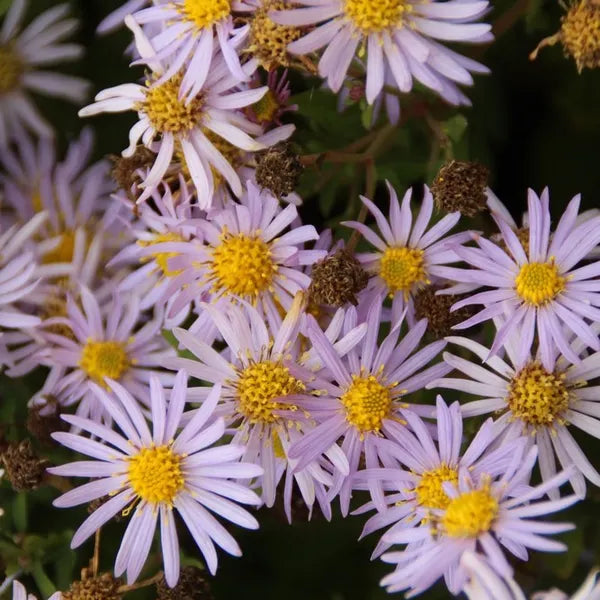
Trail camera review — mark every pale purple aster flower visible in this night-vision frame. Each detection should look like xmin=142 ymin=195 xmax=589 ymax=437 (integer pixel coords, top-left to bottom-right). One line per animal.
xmin=343 ymin=183 xmax=469 ymax=325
xmin=79 ymin=17 xmax=281 ymax=206
xmin=438 ymin=189 xmax=600 ymax=363
xmin=49 ymin=373 xmax=262 ymax=586
xmin=353 ymin=396 xmax=526 ymax=557
xmin=433 ymin=328 xmax=600 ymax=497
xmin=272 ymin=0 xmax=491 ymax=106
xmin=461 ymin=551 xmax=526 ymax=600
xmin=29 ymin=286 xmax=175 ymax=423
xmin=132 ymin=0 xmax=251 ymax=99
xmin=169 ymin=295 xmax=346 ymax=520
xmin=97 ymin=0 xmax=156 ymax=35
xmin=158 ymin=181 xmax=323 ymax=333
xmin=0 ymin=0 xmax=89 ymax=145
xmin=379 ymin=445 xmax=578 ymax=596
xmin=289 ymin=293 xmax=451 ymax=515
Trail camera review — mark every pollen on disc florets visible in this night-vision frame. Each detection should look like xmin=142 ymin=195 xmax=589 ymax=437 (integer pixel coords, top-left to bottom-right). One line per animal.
xmin=431 ymin=160 xmax=490 ymax=217
xmin=415 ymin=464 xmax=459 ymax=510
xmin=128 ymin=444 xmax=185 ymax=505
xmin=79 ymin=340 xmax=131 ymax=387
xmin=61 ymin=571 xmax=122 ymax=600
xmin=247 ymin=0 xmax=302 ymax=70
xmin=209 ymin=231 xmax=277 ymax=299
xmin=235 ymin=360 xmax=304 ymax=424
xmin=180 ymin=0 xmax=232 ymax=28
xmin=142 ymin=74 xmax=205 ymax=134
xmin=309 ymin=249 xmax=369 ymax=307
xmin=138 ymin=232 xmax=185 ymax=277
xmin=508 ymin=362 xmax=570 ymax=427
xmin=341 ymin=373 xmax=393 ymax=434
xmin=515 ymin=260 xmax=565 ymax=306
xmin=441 ymin=481 xmax=498 ymax=538
xmin=561 ymin=0 xmax=600 ymax=72
xmin=0 ymin=45 xmax=23 ymax=95
xmin=343 ymin=0 xmax=411 ymax=34
xmin=379 ymin=246 xmax=428 ymax=298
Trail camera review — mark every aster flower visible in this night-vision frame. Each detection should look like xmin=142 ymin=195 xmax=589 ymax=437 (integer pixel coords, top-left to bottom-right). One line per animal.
xmin=439 ymin=189 xmax=600 ymax=364
xmin=433 ymin=329 xmax=600 ymax=496
xmin=461 ymin=551 xmax=526 ymax=600
xmin=343 ymin=183 xmax=469 ymax=324
xmin=29 ymin=286 xmax=175 ymax=423
xmin=158 ymin=181 xmax=323 ymax=331
xmin=11 ymin=580 xmax=60 ymax=600
xmin=379 ymin=445 xmax=578 ymax=596
xmin=169 ymin=295 xmax=347 ymax=520
xmin=272 ymin=0 xmax=491 ymax=106
xmin=49 ymin=373 xmax=263 ymax=586
xmin=0 ymin=0 xmax=89 ymax=146
xmin=79 ymin=18 xmax=280 ymax=206
xmin=289 ymin=293 xmax=451 ymax=515
xmin=353 ymin=396 xmax=526 ymax=558
xmin=131 ymin=0 xmax=250 ymax=98
xmin=97 ymin=0 xmax=154 ymax=34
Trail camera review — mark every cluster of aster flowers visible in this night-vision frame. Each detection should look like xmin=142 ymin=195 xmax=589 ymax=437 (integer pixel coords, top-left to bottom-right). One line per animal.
xmin=1 ymin=1 xmax=600 ymax=600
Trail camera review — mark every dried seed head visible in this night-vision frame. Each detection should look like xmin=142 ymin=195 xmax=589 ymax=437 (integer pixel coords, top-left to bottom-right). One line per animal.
xmin=413 ymin=286 xmax=476 ymax=339
xmin=1 ymin=439 xmax=48 ymax=492
xmin=431 ymin=160 xmax=489 ymax=217
xmin=309 ymin=249 xmax=369 ymax=307
xmin=156 ymin=566 xmax=213 ymax=600
xmin=62 ymin=572 xmax=121 ymax=600
xmin=255 ymin=142 xmax=304 ymax=198
xmin=110 ymin=147 xmax=156 ymax=192
xmin=27 ymin=396 xmax=65 ymax=447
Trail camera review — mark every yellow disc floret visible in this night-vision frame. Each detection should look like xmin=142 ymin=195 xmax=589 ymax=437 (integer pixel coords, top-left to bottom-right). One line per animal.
xmin=508 ymin=362 xmax=570 ymax=427
xmin=180 ymin=0 xmax=232 ymax=29
xmin=43 ymin=230 xmax=77 ymax=264
xmin=142 ymin=74 xmax=204 ymax=134
xmin=128 ymin=444 xmax=184 ymax=505
xmin=441 ymin=483 xmax=498 ymax=538
xmin=341 ymin=374 xmax=393 ymax=434
xmin=344 ymin=0 xmax=410 ymax=34
xmin=138 ymin=232 xmax=184 ymax=277
xmin=0 ymin=46 xmax=23 ymax=95
xmin=515 ymin=261 xmax=565 ymax=306
xmin=80 ymin=341 xmax=130 ymax=386
xmin=415 ymin=465 xmax=459 ymax=510
xmin=236 ymin=360 xmax=304 ymax=423
xmin=210 ymin=232 xmax=277 ymax=299
xmin=379 ymin=246 xmax=427 ymax=298
xmin=561 ymin=0 xmax=600 ymax=72
xmin=247 ymin=0 xmax=302 ymax=70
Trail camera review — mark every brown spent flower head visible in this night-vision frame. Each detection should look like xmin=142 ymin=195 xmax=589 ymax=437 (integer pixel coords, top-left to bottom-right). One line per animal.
xmin=309 ymin=249 xmax=369 ymax=307
xmin=156 ymin=566 xmax=213 ymax=600
xmin=413 ymin=285 xmax=477 ymax=339
xmin=530 ymin=0 xmax=600 ymax=72
xmin=431 ymin=160 xmax=490 ymax=217
xmin=62 ymin=571 xmax=121 ymax=600
xmin=1 ymin=439 xmax=48 ymax=492
xmin=110 ymin=146 xmax=156 ymax=192
xmin=255 ymin=142 xmax=304 ymax=198
xmin=27 ymin=396 xmax=66 ymax=447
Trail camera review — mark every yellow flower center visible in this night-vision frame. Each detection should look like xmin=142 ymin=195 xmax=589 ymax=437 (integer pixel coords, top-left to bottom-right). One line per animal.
xmin=561 ymin=0 xmax=600 ymax=72
xmin=80 ymin=341 xmax=130 ymax=386
xmin=180 ymin=0 xmax=232 ymax=29
xmin=441 ymin=484 xmax=498 ymax=538
xmin=142 ymin=74 xmax=204 ymax=134
xmin=0 ymin=46 xmax=23 ymax=94
xmin=507 ymin=362 xmax=570 ymax=427
xmin=344 ymin=0 xmax=410 ymax=34
xmin=138 ymin=232 xmax=184 ymax=277
xmin=235 ymin=360 xmax=304 ymax=424
xmin=379 ymin=247 xmax=427 ymax=298
xmin=209 ymin=232 xmax=277 ymax=299
xmin=247 ymin=0 xmax=302 ymax=70
xmin=340 ymin=374 xmax=393 ymax=434
xmin=514 ymin=261 xmax=565 ymax=306
xmin=128 ymin=444 xmax=184 ymax=505
xmin=415 ymin=465 xmax=459 ymax=510
xmin=43 ymin=230 xmax=77 ymax=264
xmin=251 ymin=89 xmax=280 ymax=124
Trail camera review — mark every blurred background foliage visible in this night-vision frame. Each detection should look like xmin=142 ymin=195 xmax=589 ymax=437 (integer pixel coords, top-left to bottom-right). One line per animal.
xmin=1 ymin=0 xmax=600 ymax=598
